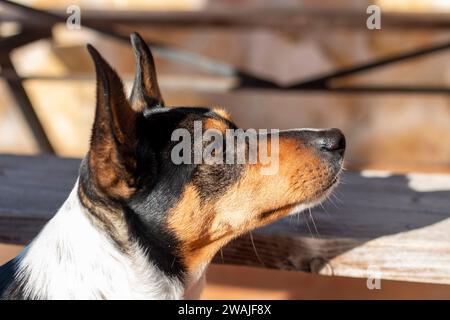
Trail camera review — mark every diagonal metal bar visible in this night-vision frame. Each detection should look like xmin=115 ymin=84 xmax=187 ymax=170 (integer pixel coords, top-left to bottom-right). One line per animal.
xmin=0 ymin=54 xmax=54 ymax=153
xmin=0 ymin=30 xmax=50 ymax=53
xmin=288 ymin=41 xmax=450 ymax=90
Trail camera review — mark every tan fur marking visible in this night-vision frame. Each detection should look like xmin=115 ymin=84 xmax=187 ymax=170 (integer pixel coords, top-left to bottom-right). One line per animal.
xmin=204 ymin=118 xmax=229 ymax=134
xmin=213 ymin=108 xmax=232 ymax=121
xmin=89 ymin=148 xmax=136 ymax=200
xmin=167 ymin=185 xmax=226 ymax=271
xmin=168 ymin=136 xmax=336 ymax=272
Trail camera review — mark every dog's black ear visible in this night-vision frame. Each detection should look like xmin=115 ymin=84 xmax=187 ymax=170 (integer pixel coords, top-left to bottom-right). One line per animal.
xmin=87 ymin=44 xmax=136 ymax=149
xmin=130 ymin=32 xmax=164 ymax=111
xmin=87 ymin=44 xmax=137 ymax=197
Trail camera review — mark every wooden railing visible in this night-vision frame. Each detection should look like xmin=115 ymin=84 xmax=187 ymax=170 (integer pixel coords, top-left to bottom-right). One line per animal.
xmin=1 ymin=154 xmax=450 ymax=284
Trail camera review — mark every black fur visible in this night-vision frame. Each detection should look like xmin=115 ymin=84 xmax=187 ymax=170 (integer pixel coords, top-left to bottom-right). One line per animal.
xmin=0 ymin=259 xmax=24 ymax=300
xmin=130 ymin=32 xmax=165 ymax=109
xmin=127 ymin=107 xmax=243 ymax=278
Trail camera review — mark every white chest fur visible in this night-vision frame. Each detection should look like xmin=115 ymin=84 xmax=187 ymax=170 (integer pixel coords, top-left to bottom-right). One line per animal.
xmin=14 ymin=182 xmax=185 ymax=300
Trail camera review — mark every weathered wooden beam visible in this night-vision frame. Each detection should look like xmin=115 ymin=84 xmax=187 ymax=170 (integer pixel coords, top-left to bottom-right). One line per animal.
xmin=0 ymin=154 xmax=449 ymax=284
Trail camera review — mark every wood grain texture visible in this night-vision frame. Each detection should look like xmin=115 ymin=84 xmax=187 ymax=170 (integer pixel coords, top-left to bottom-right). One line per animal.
xmin=0 ymin=155 xmax=450 ymax=284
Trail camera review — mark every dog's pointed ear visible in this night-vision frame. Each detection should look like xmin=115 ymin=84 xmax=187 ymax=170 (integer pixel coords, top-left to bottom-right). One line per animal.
xmin=87 ymin=44 xmax=137 ymax=198
xmin=87 ymin=44 xmax=136 ymax=148
xmin=129 ymin=32 xmax=164 ymax=111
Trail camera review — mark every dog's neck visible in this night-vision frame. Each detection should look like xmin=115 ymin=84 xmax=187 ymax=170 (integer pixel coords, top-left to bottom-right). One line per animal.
xmin=10 ymin=182 xmax=203 ymax=300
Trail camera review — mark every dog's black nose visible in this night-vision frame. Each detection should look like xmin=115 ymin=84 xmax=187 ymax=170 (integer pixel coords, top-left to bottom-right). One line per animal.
xmin=310 ymin=128 xmax=346 ymax=155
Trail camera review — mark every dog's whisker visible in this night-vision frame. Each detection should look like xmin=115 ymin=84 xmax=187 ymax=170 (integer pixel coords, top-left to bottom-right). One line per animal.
xmin=337 ymin=190 xmax=346 ymax=202
xmin=331 ymin=192 xmax=344 ymax=204
xmin=331 ymin=192 xmax=344 ymax=203
xmin=302 ymin=210 xmax=314 ymax=238
xmin=319 ymin=202 xmax=330 ymax=216
xmin=308 ymin=208 xmax=320 ymax=238
xmin=327 ymin=194 xmax=339 ymax=209
xmin=322 ymin=206 xmax=332 ymax=216
xmin=249 ymin=232 xmax=265 ymax=267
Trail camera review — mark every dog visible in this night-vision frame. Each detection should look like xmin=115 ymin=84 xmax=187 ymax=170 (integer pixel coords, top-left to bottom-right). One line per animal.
xmin=0 ymin=32 xmax=345 ymax=300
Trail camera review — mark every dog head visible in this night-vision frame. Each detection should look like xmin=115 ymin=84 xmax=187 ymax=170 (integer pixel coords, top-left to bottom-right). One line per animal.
xmin=79 ymin=33 xmax=345 ymax=280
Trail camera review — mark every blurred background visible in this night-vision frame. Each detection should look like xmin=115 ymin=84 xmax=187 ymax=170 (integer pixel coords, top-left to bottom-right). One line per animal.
xmin=1 ymin=0 xmax=450 ymax=299
xmin=1 ymin=0 xmax=449 ymax=172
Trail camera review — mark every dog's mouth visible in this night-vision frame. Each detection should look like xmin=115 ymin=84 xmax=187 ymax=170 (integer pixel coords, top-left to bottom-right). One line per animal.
xmin=288 ymin=169 xmax=343 ymax=217
xmin=257 ymin=170 xmax=342 ymax=222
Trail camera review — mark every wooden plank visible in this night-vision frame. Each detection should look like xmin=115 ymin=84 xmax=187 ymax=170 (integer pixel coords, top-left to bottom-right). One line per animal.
xmin=0 ymin=154 xmax=450 ymax=284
